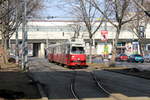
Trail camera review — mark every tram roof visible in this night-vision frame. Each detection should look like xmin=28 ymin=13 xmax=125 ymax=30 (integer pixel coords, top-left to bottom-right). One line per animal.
xmin=47 ymin=39 xmax=84 ymax=48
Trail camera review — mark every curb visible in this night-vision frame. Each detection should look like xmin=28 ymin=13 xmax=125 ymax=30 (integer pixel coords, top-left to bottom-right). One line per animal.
xmin=26 ymin=72 xmax=48 ymax=100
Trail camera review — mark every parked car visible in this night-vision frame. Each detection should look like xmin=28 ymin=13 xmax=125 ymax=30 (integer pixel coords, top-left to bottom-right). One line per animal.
xmin=116 ymin=53 xmax=128 ymax=61
xmin=127 ymin=54 xmax=144 ymax=63
xmin=144 ymin=54 xmax=150 ymax=63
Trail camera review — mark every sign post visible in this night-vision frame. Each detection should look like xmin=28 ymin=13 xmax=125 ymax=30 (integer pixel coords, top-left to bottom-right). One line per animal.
xmin=101 ymin=30 xmax=108 ymax=57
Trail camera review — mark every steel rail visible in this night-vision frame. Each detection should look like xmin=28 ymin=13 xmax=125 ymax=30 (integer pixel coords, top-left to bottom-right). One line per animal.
xmin=70 ymin=71 xmax=80 ymax=100
xmin=91 ymin=71 xmax=110 ymax=95
xmin=91 ymin=71 xmax=124 ymax=100
xmin=39 ymin=61 xmax=81 ymax=99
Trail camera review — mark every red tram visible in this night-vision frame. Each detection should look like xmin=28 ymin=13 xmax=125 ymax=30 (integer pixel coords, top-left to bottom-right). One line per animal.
xmin=46 ymin=40 xmax=87 ymax=68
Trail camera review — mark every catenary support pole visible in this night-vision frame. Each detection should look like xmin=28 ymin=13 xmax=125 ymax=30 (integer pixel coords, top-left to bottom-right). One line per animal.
xmin=104 ymin=0 xmax=107 ymax=31
xmin=15 ymin=0 xmax=19 ymax=64
xmin=21 ymin=0 xmax=28 ymax=70
xmin=104 ymin=0 xmax=108 ymax=58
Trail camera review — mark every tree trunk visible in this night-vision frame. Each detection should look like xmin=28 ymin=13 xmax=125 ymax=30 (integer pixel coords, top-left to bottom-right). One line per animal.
xmin=139 ymin=40 xmax=145 ymax=56
xmin=1 ymin=36 xmax=9 ymax=64
xmin=111 ymin=28 xmax=121 ymax=61
xmin=1 ymin=35 xmax=5 ymax=48
xmin=89 ymin=38 xmax=93 ymax=63
xmin=4 ymin=37 xmax=9 ymax=50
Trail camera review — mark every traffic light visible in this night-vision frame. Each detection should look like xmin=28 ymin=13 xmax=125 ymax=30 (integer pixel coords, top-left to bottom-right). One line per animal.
xmin=139 ymin=26 xmax=145 ymax=38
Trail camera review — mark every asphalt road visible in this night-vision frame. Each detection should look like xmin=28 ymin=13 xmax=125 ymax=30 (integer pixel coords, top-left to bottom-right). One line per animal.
xmin=28 ymin=58 xmax=150 ymax=100
xmin=94 ymin=71 xmax=150 ymax=97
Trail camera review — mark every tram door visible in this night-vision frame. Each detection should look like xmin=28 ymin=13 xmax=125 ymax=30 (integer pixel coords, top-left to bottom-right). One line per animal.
xmin=33 ymin=43 xmax=40 ymax=57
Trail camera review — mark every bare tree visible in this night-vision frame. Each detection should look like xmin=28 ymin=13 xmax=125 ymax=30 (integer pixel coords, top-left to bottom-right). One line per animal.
xmin=62 ymin=0 xmax=104 ymax=63
xmin=68 ymin=22 xmax=82 ymax=39
xmin=0 ymin=0 xmax=43 ymax=64
xmin=128 ymin=0 xmax=150 ymax=55
xmin=90 ymin=0 xmax=140 ymax=61
xmin=0 ymin=0 xmax=43 ymax=48
xmin=133 ymin=0 xmax=150 ymax=17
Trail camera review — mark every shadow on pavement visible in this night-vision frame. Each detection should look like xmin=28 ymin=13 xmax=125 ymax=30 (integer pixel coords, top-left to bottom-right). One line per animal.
xmin=0 ymin=72 xmax=41 ymax=99
xmin=104 ymin=68 xmax=150 ymax=79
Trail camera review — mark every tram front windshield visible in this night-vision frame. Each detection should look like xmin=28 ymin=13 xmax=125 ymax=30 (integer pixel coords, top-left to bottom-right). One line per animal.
xmin=71 ymin=47 xmax=85 ymax=54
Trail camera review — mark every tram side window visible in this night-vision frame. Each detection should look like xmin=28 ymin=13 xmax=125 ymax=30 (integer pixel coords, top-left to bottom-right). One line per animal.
xmin=58 ymin=46 xmax=60 ymax=54
xmin=71 ymin=47 xmax=84 ymax=54
xmin=148 ymin=45 xmax=150 ymax=51
xmin=68 ymin=45 xmax=70 ymax=54
xmin=62 ymin=46 xmax=66 ymax=54
xmin=66 ymin=45 xmax=70 ymax=54
xmin=53 ymin=47 xmax=55 ymax=54
xmin=54 ymin=47 xmax=57 ymax=54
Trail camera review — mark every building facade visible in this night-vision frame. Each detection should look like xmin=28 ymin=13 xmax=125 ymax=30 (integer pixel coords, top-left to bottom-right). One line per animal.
xmin=8 ymin=20 xmax=150 ymax=57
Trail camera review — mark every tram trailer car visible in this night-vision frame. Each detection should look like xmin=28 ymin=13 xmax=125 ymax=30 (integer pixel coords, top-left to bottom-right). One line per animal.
xmin=47 ymin=41 xmax=87 ymax=68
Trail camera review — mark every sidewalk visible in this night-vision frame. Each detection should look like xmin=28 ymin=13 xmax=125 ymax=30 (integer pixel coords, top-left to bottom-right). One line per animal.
xmin=0 ymin=64 xmax=40 ymax=99
xmin=91 ymin=57 xmax=150 ymax=71
xmin=88 ymin=60 xmax=150 ymax=79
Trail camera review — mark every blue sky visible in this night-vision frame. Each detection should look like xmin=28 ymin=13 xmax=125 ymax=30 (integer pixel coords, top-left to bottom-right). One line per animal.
xmin=39 ymin=0 xmax=70 ymax=19
xmin=39 ymin=0 xmax=105 ymax=20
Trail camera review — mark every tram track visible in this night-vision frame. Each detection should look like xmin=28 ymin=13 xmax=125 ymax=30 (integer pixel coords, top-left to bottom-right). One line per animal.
xmin=28 ymin=58 xmax=150 ymax=100
xmin=91 ymin=71 xmax=125 ymax=100
xmin=29 ymin=60 xmax=75 ymax=99
xmin=70 ymin=69 xmax=149 ymax=100
xmin=70 ymin=71 xmax=80 ymax=100
xmin=69 ymin=70 xmax=108 ymax=100
xmin=69 ymin=69 xmax=125 ymax=100
xmin=30 ymin=60 xmax=126 ymax=100
xmin=91 ymin=71 xmax=110 ymax=95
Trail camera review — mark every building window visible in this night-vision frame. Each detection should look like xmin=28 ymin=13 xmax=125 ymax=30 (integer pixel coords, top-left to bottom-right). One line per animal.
xmin=117 ymin=42 xmax=125 ymax=46
xmin=147 ymin=45 xmax=150 ymax=51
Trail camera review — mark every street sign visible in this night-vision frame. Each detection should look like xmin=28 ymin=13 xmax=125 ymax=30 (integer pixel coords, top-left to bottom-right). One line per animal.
xmin=101 ymin=30 xmax=108 ymax=41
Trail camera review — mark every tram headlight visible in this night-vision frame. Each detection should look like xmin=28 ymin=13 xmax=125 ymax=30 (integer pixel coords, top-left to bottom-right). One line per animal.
xmin=71 ymin=56 xmax=75 ymax=58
